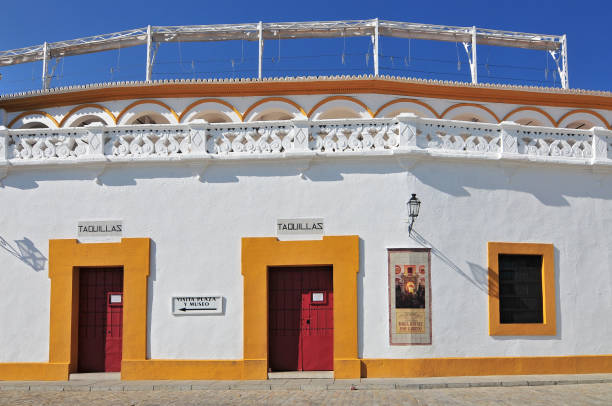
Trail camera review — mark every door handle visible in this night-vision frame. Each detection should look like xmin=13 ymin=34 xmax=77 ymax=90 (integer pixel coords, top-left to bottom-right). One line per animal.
xmin=306 ymin=319 xmax=310 ymax=324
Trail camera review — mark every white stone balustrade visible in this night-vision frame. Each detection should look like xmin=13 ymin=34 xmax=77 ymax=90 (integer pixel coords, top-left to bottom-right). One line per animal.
xmin=1 ymin=115 xmax=612 ymax=169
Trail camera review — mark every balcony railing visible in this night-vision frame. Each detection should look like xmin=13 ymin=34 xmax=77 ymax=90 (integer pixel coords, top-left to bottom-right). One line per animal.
xmin=1 ymin=114 xmax=611 ymax=169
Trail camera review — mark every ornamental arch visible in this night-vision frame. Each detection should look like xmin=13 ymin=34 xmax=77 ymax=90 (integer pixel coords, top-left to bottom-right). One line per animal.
xmin=309 ymin=96 xmax=372 ymax=120
xmin=180 ymin=99 xmax=242 ymax=123
xmin=441 ymin=103 xmax=499 ymax=123
xmin=501 ymin=107 xmax=556 ymax=127
xmin=244 ymin=98 xmax=306 ymax=122
xmin=116 ymin=101 xmax=179 ymax=125
xmin=557 ymin=110 xmax=608 ymax=129
xmin=374 ymin=99 xmax=439 ymax=119
xmin=60 ymin=104 xmax=116 ymax=127
xmin=8 ymin=111 xmax=59 ymax=129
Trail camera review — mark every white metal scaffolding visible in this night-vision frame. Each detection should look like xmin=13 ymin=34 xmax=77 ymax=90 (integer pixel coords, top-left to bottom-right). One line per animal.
xmin=0 ymin=19 xmax=569 ymax=90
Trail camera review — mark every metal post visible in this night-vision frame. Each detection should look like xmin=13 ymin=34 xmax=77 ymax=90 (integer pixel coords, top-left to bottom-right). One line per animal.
xmin=258 ymin=21 xmax=263 ymax=80
xmin=146 ymin=25 xmax=152 ymax=82
xmin=373 ymin=18 xmax=379 ymax=77
xmin=561 ymin=34 xmax=569 ymax=89
xmin=471 ymin=26 xmax=477 ymax=84
xmin=41 ymin=42 xmax=49 ymax=90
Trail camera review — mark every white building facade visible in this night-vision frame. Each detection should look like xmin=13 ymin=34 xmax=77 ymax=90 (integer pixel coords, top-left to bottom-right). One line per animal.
xmin=0 ymin=76 xmax=611 ymax=380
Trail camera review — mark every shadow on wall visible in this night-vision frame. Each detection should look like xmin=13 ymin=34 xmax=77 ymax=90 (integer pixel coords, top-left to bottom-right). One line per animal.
xmin=146 ymin=239 xmax=157 ymax=359
xmin=0 ymin=236 xmax=47 ymax=271
xmin=357 ymin=237 xmax=365 ymax=356
xmin=409 ymin=229 xmax=492 ymax=297
xmin=411 ymin=162 xmax=612 ymax=207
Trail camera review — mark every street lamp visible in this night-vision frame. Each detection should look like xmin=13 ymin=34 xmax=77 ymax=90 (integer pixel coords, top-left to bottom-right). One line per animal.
xmin=407 ymin=193 xmax=421 ymax=235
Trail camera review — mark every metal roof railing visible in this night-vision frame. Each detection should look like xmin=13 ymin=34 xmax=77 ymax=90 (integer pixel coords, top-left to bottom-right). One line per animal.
xmin=0 ymin=19 xmax=569 ymax=90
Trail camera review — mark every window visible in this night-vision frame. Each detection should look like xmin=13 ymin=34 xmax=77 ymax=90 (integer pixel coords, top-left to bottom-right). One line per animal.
xmin=488 ymin=242 xmax=556 ymax=336
xmin=498 ymin=254 xmax=543 ymax=324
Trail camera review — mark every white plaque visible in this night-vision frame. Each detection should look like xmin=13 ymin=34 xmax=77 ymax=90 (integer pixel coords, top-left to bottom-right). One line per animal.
xmin=312 ymin=292 xmax=324 ymax=302
xmin=78 ymin=220 xmax=123 ymax=237
xmin=277 ymin=218 xmax=324 ymax=235
xmin=172 ymin=296 xmax=223 ymax=315
xmin=110 ymin=294 xmax=122 ymax=304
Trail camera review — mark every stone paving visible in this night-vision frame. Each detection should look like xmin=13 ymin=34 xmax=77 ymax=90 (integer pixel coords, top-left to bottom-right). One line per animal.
xmin=0 ymin=374 xmax=611 ymax=405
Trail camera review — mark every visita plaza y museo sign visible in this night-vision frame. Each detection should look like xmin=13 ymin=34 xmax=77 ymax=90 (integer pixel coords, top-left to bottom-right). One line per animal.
xmin=172 ymin=296 xmax=223 ymax=315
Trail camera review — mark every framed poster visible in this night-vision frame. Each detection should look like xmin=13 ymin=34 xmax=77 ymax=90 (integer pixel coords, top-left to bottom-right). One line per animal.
xmin=388 ymin=248 xmax=432 ymax=345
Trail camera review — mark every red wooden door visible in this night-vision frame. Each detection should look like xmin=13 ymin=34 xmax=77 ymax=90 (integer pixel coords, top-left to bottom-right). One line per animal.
xmin=268 ymin=267 xmax=333 ymax=371
xmin=105 ymin=292 xmax=123 ymax=372
xmin=300 ymin=269 xmax=333 ymax=371
xmin=78 ymin=267 xmax=123 ymax=372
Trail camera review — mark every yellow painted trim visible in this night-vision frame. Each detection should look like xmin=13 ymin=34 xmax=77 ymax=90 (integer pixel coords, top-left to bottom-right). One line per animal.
xmin=361 ymin=355 xmax=612 ymax=377
xmin=7 ymin=110 xmax=60 ymax=129
xmin=307 ymin=96 xmax=374 ymax=118
xmin=241 ymin=236 xmax=360 ymax=380
xmin=116 ymin=99 xmax=179 ymax=124
xmin=178 ymin=98 xmax=243 ymax=122
xmin=0 ymin=363 xmax=70 ymax=381
xmin=59 ymin=103 xmax=117 ymax=127
xmin=122 ymin=360 xmax=243 ymax=380
xmin=487 ymin=242 xmax=556 ymax=336
xmin=48 ymin=238 xmax=150 ymax=377
xmin=242 ymin=96 xmax=307 ymax=121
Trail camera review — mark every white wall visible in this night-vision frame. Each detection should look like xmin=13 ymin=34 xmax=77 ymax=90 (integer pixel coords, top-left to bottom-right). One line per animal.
xmin=0 ymin=157 xmax=611 ymax=362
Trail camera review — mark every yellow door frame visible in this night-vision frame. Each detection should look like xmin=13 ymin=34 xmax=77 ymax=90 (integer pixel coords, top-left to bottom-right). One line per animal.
xmin=48 ymin=238 xmax=150 ymax=378
xmin=241 ymin=235 xmax=360 ymax=379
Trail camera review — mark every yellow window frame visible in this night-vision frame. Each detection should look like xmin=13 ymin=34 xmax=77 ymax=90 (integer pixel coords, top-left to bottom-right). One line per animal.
xmin=488 ymin=242 xmax=556 ymax=336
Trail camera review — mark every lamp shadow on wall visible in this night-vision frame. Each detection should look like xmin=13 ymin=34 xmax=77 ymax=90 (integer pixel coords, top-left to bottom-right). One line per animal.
xmin=0 ymin=236 xmax=46 ymax=271
xmin=409 ymin=229 xmax=490 ymax=296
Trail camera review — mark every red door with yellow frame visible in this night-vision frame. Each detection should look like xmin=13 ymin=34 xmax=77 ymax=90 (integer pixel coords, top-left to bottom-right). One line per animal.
xmin=78 ymin=267 xmax=123 ymax=372
xmin=268 ymin=267 xmax=333 ymax=371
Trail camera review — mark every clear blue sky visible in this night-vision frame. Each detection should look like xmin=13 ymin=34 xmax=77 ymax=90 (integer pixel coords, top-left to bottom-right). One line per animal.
xmin=1 ymin=0 xmax=610 ymax=94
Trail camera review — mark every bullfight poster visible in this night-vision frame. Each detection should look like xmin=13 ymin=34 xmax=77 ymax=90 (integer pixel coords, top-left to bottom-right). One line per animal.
xmin=388 ymin=248 xmax=432 ymax=345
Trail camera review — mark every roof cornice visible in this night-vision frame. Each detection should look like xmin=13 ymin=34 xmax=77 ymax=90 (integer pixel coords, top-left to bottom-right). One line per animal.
xmin=1 ymin=75 xmax=612 ymax=112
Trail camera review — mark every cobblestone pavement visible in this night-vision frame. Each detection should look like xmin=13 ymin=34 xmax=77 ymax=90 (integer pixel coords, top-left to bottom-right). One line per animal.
xmin=1 ymin=383 xmax=611 ymax=405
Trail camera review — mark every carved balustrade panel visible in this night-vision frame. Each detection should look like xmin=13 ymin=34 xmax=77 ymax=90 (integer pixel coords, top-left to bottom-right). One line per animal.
xmin=416 ymin=121 xmax=501 ymax=153
xmin=310 ymin=120 xmax=399 ymax=152
xmin=104 ymin=126 xmax=192 ymax=157
xmin=206 ymin=123 xmax=292 ymax=155
xmin=515 ymin=128 xmax=592 ymax=159
xmin=8 ymin=130 xmax=92 ymax=160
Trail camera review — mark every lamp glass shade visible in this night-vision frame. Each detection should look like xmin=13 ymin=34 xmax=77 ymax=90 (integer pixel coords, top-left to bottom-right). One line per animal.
xmin=408 ymin=194 xmax=421 ymax=218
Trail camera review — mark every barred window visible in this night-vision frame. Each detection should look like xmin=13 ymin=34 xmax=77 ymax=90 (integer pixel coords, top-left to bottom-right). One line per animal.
xmin=498 ymin=254 xmax=543 ymax=324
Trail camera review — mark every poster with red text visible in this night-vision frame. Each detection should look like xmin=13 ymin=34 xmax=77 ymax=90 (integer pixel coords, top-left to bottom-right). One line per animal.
xmin=388 ymin=248 xmax=432 ymax=345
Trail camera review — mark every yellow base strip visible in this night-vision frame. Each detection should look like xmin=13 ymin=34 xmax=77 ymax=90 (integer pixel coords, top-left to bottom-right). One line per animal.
xmin=0 ymin=363 xmax=69 ymax=381
xmin=121 ymin=360 xmax=243 ymax=380
xmin=361 ymin=355 xmax=612 ymax=378
xmin=3 ymin=355 xmax=612 ymax=381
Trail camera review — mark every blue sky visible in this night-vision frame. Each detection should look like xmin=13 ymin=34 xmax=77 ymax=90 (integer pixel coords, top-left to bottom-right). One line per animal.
xmin=1 ymin=0 xmax=610 ymax=94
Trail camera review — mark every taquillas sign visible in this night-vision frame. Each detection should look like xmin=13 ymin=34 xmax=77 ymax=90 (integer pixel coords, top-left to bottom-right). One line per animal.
xmin=277 ymin=218 xmax=324 ymax=235
xmin=78 ymin=220 xmax=123 ymax=237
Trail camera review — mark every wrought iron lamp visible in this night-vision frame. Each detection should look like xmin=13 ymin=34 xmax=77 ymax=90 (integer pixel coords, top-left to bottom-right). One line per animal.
xmin=407 ymin=193 xmax=421 ymax=235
